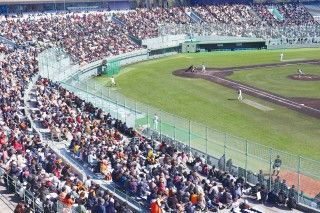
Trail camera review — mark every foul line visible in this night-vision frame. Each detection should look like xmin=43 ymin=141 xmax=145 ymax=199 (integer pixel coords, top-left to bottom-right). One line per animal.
xmin=199 ymin=73 xmax=320 ymax=114
xmin=242 ymin=99 xmax=273 ymax=111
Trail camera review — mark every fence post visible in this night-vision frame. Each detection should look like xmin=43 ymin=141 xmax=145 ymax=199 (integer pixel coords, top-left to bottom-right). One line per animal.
xmin=134 ymin=102 xmax=137 ymax=128
xmin=33 ymin=194 xmax=35 ymax=211
xmin=124 ymin=99 xmax=127 ymax=124
xmin=269 ymin=148 xmax=273 ymax=191
xmin=173 ymin=123 xmax=176 ymax=146
xmin=297 ymin=156 xmax=301 ymax=203
xmin=159 ymin=110 xmax=162 ymax=142
xmin=147 ymin=106 xmax=150 ymax=138
xmin=188 ymin=120 xmax=191 ymax=153
xmin=22 ymin=189 xmax=25 ymax=202
xmin=5 ymin=173 xmax=8 ymax=187
xmin=14 ymin=179 xmax=17 ymax=194
xmin=245 ymin=140 xmax=248 ymax=182
xmin=116 ymin=94 xmax=119 ymax=120
xmin=224 ymin=133 xmax=227 ymax=171
xmin=205 ymin=126 xmax=208 ymax=163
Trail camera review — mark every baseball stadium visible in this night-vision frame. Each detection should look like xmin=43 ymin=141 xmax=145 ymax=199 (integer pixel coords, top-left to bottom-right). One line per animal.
xmin=0 ymin=0 xmax=320 ymax=212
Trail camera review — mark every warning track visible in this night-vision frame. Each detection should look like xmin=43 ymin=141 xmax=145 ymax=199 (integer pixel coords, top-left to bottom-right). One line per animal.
xmin=173 ymin=60 xmax=320 ymax=119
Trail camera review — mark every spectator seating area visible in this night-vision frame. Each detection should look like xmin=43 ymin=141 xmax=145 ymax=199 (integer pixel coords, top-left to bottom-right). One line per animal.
xmin=0 ymin=12 xmax=139 ymax=63
xmin=0 ymin=40 xmax=300 ymax=212
xmin=114 ymin=4 xmax=319 ymax=39
xmin=114 ymin=7 xmax=191 ymax=39
xmin=0 ymin=3 xmax=318 ymax=212
xmin=0 ymin=4 xmax=318 ymax=64
xmin=0 ymin=43 xmax=135 ymax=212
xmin=31 ymin=75 xmax=299 ymax=212
xmin=31 ymin=76 xmax=270 ymax=212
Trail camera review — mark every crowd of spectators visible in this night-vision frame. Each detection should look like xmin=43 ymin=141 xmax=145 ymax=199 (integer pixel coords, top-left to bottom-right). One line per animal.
xmin=251 ymin=4 xmax=279 ymax=27
xmin=0 ymin=4 xmax=318 ymax=58
xmin=0 ymin=41 xmax=135 ymax=212
xmin=252 ymin=3 xmax=316 ymax=27
xmin=34 ymin=74 xmax=254 ymax=212
xmin=0 ymin=12 xmax=139 ymax=63
xmin=0 ymin=41 xmax=304 ymax=212
xmin=114 ymin=7 xmax=191 ymax=39
xmin=0 ymin=4 xmax=318 ymax=212
xmin=188 ymin=4 xmax=264 ymax=37
xmin=30 ymin=74 xmax=300 ymax=211
xmin=24 ymin=63 xmax=265 ymax=212
xmin=157 ymin=4 xmax=319 ymax=39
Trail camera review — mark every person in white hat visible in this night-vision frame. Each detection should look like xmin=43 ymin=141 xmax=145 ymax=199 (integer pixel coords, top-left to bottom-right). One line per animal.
xmin=201 ymin=63 xmax=206 ymax=72
xmin=237 ymin=89 xmax=243 ymax=101
xmin=153 ymin=113 xmax=159 ymax=130
xmin=110 ymin=76 xmax=116 ymax=87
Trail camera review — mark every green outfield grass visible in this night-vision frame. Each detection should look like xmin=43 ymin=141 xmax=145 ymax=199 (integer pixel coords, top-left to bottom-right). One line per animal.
xmin=229 ymin=64 xmax=320 ymax=98
xmin=93 ymin=49 xmax=320 ymax=161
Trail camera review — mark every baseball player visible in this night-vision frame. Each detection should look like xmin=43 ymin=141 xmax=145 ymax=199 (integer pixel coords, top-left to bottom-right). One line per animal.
xmin=153 ymin=113 xmax=159 ymax=130
xmin=191 ymin=65 xmax=195 ymax=72
xmin=280 ymin=53 xmax=284 ymax=62
xmin=272 ymin=155 xmax=282 ymax=176
xmin=201 ymin=63 xmax=206 ymax=72
xmin=110 ymin=76 xmax=116 ymax=86
xmin=238 ymin=89 xmax=243 ymax=101
xmin=297 ymin=68 xmax=304 ymax=75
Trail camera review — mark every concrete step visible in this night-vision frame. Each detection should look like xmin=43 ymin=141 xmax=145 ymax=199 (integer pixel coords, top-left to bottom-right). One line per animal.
xmin=0 ymin=183 xmax=18 ymax=213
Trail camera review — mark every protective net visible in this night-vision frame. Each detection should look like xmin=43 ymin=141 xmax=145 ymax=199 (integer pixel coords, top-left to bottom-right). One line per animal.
xmin=103 ymin=59 xmax=120 ymax=76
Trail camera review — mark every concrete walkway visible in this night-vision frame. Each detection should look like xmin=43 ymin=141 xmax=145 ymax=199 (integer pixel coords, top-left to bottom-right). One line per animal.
xmin=0 ymin=182 xmax=18 ymax=213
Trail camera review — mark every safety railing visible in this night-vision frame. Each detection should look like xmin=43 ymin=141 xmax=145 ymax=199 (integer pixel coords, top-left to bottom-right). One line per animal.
xmin=0 ymin=168 xmax=44 ymax=212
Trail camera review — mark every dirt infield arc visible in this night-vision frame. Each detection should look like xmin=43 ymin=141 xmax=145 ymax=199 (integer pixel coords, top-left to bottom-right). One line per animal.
xmin=288 ymin=73 xmax=320 ymax=81
xmin=173 ymin=60 xmax=320 ymax=119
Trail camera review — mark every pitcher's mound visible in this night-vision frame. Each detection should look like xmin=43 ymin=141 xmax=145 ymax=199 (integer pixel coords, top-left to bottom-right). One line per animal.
xmin=288 ymin=74 xmax=320 ymax=81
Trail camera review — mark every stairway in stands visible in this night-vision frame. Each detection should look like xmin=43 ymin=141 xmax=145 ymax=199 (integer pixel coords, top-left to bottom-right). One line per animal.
xmin=0 ymin=177 xmax=18 ymax=213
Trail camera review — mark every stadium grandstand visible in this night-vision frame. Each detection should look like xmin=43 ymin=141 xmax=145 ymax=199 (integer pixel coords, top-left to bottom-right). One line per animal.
xmin=0 ymin=0 xmax=320 ymax=212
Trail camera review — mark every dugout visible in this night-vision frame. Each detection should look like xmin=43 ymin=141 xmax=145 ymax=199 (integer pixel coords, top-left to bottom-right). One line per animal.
xmin=182 ymin=37 xmax=266 ymax=53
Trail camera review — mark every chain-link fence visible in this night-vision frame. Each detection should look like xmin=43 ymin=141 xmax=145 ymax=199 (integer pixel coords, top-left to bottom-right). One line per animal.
xmin=38 ymin=48 xmax=80 ymax=82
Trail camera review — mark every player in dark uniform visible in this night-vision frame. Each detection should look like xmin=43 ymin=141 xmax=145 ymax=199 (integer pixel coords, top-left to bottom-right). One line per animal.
xmin=272 ymin=155 xmax=282 ymax=176
xmin=185 ymin=65 xmax=195 ymax=72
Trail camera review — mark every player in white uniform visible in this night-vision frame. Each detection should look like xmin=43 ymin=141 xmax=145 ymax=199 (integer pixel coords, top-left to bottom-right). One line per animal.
xmin=110 ymin=76 xmax=116 ymax=86
xmin=238 ymin=89 xmax=243 ymax=101
xmin=153 ymin=114 xmax=159 ymax=130
xmin=201 ymin=63 xmax=206 ymax=72
xmin=298 ymin=68 xmax=304 ymax=75
xmin=280 ymin=53 xmax=284 ymax=62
